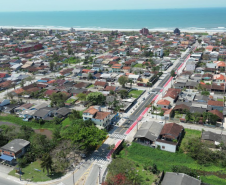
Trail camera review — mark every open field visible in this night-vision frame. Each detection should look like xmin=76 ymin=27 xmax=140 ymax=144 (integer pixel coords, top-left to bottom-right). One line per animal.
xmin=129 ymin=90 xmax=144 ymax=98
xmin=8 ymin=160 xmax=63 ymax=182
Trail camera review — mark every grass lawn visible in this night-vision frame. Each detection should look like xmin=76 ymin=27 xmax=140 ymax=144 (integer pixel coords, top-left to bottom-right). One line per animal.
xmin=201 ymin=175 xmax=226 ymax=185
xmin=62 ymin=111 xmax=84 ymax=127
xmin=174 ymin=113 xmax=184 ymax=118
xmin=217 ymin=98 xmax=224 ymax=102
xmin=133 ymin=64 xmax=144 ymax=68
xmin=129 ymin=90 xmax=144 ymax=98
xmin=180 ymin=129 xmax=202 ymax=152
xmin=87 ymin=84 xmax=94 ymax=88
xmin=62 ymin=117 xmax=71 ymax=127
xmin=66 ymin=98 xmax=76 ymax=104
xmin=0 ymin=114 xmax=56 ymax=130
xmin=8 ymin=160 xmax=63 ymax=182
xmin=120 ymin=142 xmax=226 ymax=185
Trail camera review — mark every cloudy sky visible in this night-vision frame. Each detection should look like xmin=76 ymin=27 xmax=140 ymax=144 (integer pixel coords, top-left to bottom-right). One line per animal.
xmin=1 ymin=0 xmax=226 ymax=11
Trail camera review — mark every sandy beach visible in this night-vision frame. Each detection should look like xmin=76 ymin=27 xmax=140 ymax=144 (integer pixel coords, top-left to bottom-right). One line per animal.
xmin=1 ymin=25 xmax=226 ymax=34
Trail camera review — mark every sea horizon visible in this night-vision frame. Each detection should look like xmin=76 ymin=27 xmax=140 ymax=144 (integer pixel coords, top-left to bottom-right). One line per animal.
xmin=1 ymin=8 xmax=226 ymax=32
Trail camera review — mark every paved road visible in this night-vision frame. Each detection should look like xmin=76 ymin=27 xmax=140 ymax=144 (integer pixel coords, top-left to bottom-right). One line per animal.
xmin=0 ymin=176 xmax=22 ymax=185
xmin=85 ymin=164 xmax=99 ymax=185
xmin=115 ymin=93 xmax=156 ymax=135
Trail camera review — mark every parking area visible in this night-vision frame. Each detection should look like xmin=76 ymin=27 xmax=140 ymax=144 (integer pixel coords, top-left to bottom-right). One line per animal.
xmin=0 ymin=163 xmax=14 ymax=174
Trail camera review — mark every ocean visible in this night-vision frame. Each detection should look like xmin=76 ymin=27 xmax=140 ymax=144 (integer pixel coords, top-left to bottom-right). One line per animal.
xmin=1 ymin=8 xmax=226 ymax=32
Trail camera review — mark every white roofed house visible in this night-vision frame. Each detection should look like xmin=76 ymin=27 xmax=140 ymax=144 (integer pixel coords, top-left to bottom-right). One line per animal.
xmin=11 ymin=63 xmax=22 ymax=71
xmin=131 ymin=48 xmax=141 ymax=55
xmin=128 ymin=74 xmax=140 ymax=82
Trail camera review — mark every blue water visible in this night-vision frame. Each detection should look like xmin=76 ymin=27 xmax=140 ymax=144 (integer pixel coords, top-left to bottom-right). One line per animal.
xmin=0 ymin=8 xmax=226 ymax=31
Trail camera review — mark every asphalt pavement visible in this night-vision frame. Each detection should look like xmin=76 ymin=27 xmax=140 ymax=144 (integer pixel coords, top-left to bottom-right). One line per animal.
xmin=0 ymin=176 xmax=23 ymax=185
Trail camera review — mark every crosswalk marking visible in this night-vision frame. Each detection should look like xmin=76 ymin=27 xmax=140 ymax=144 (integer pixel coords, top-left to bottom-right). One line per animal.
xmin=90 ymin=155 xmax=109 ymax=165
xmin=109 ymin=133 xmax=126 ymax=140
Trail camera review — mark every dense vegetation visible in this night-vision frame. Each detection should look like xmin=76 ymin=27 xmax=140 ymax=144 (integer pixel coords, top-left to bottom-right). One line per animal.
xmin=117 ymin=129 xmax=226 ymax=185
xmin=0 ymin=117 xmax=107 ymax=181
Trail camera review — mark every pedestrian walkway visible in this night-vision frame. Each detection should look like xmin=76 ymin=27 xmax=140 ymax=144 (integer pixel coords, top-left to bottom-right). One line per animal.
xmin=91 ymin=155 xmax=109 ymax=166
xmin=109 ymin=133 xmax=126 ymax=140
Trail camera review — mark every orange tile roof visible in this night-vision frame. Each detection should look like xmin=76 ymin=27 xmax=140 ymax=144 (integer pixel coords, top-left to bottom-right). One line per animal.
xmin=157 ymin=99 xmax=170 ymax=106
xmin=83 ymin=107 xmax=98 ymax=115
xmin=213 ymin=74 xmax=225 ymax=80
xmin=14 ymin=88 xmax=25 ymax=94
xmin=94 ymin=111 xmax=110 ymax=120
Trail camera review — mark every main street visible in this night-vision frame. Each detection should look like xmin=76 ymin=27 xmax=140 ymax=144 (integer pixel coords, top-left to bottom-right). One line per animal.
xmin=0 ymin=44 xmax=195 ymax=185
xmin=45 ymin=42 xmax=195 ymax=185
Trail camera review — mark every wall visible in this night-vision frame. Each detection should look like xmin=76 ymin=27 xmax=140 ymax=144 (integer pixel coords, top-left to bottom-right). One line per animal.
xmin=155 ymin=141 xmax=176 ymax=153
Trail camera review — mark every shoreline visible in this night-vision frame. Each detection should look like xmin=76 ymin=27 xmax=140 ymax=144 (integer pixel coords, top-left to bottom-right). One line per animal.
xmin=1 ymin=25 xmax=226 ymax=33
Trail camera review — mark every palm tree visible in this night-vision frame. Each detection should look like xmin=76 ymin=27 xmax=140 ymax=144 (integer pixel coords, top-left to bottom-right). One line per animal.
xmin=40 ymin=153 xmax=53 ymax=176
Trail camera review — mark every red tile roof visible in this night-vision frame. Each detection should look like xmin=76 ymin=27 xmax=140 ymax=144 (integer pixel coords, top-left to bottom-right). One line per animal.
xmin=94 ymin=111 xmax=110 ymax=120
xmin=157 ymin=99 xmax=170 ymax=106
xmin=209 ymin=109 xmax=223 ymax=120
xmin=94 ymin=81 xmax=107 ymax=87
xmin=208 ymin=100 xmax=224 ymax=107
xmin=164 ymin=88 xmax=181 ymax=99
xmin=160 ymin=123 xmax=184 ymax=139
xmin=83 ymin=107 xmax=98 ymax=115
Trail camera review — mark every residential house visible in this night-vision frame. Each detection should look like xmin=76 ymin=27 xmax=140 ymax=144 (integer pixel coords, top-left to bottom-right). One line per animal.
xmin=111 ymin=64 xmax=123 ymax=73
xmin=185 ymin=60 xmax=197 ymax=72
xmin=155 ymin=123 xmax=184 ymax=153
xmin=201 ymin=131 xmax=226 ymax=147
xmin=0 ymin=99 xmax=10 ymax=110
xmin=0 ymin=80 xmax=12 ymax=90
xmin=94 ymin=80 xmax=107 ymax=90
xmin=134 ymin=121 xmax=163 ymax=147
xmin=157 ymin=99 xmax=171 ymax=109
xmin=54 ymin=107 xmax=71 ymax=118
xmin=32 ymin=107 xmax=55 ymax=121
xmin=213 ymin=74 xmax=225 ymax=83
xmin=161 ymin=172 xmax=201 ymax=185
xmin=60 ymin=68 xmax=73 ymax=76
xmin=3 ymin=104 xmax=21 ymax=114
xmin=208 ymin=100 xmax=224 ymax=111
xmin=83 ymin=106 xmax=112 ymax=128
xmin=0 ymin=139 xmax=30 ymax=164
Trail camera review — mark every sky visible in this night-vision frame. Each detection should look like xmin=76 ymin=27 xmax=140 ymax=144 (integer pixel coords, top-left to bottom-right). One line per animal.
xmin=1 ymin=0 xmax=226 ymax=11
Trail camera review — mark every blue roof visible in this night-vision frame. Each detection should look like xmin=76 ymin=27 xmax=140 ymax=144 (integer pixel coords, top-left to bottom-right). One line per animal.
xmin=0 ymin=154 xmax=14 ymax=161
xmin=37 ymin=80 xmax=47 ymax=83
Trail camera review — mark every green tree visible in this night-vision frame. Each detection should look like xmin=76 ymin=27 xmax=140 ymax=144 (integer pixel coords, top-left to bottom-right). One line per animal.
xmin=52 ymin=117 xmax=62 ymax=125
xmin=50 ymin=92 xmax=68 ymax=107
xmin=119 ymin=90 xmax=128 ymax=99
xmin=171 ymin=70 xmax=176 ymax=78
xmin=86 ymin=92 xmax=106 ymax=105
xmin=128 ymin=79 xmax=133 ymax=89
xmin=69 ymin=110 xmax=82 ymax=120
xmin=41 ymin=153 xmax=53 ymax=176
xmin=49 ymin=61 xmax=55 ymax=71
xmin=76 ymin=93 xmax=86 ymax=102
xmin=118 ymin=76 xmax=128 ymax=88
xmin=61 ymin=120 xmax=107 ymax=150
